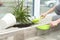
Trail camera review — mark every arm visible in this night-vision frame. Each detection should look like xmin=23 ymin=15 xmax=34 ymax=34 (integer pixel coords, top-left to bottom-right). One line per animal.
xmin=50 ymin=18 xmax=60 ymax=27
xmin=45 ymin=5 xmax=56 ymax=14
xmin=41 ymin=5 xmax=57 ymax=18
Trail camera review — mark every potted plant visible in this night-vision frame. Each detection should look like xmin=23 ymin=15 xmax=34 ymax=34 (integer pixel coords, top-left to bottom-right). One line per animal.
xmin=12 ymin=0 xmax=34 ymax=28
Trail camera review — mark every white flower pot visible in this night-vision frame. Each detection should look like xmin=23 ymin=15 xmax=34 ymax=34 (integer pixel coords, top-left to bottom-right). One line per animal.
xmin=0 ymin=13 xmax=16 ymax=30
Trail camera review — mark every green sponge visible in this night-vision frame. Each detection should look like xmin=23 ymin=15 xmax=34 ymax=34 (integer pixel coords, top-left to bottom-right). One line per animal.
xmin=32 ymin=17 xmax=43 ymax=23
xmin=32 ymin=18 xmax=39 ymax=23
xmin=36 ymin=24 xmax=50 ymax=30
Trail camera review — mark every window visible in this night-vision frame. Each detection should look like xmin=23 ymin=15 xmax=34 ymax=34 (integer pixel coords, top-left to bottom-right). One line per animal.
xmin=0 ymin=0 xmax=40 ymax=18
xmin=0 ymin=0 xmax=16 ymax=13
xmin=34 ymin=0 xmax=40 ymax=18
xmin=0 ymin=0 xmax=34 ymax=16
xmin=40 ymin=0 xmax=57 ymax=14
xmin=0 ymin=0 xmax=33 ymax=15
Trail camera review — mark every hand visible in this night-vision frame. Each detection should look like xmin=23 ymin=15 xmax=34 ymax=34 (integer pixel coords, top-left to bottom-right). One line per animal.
xmin=41 ymin=13 xmax=47 ymax=18
xmin=50 ymin=21 xmax=59 ymax=27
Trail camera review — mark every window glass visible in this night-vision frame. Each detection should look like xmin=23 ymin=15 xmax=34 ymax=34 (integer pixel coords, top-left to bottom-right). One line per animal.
xmin=40 ymin=0 xmax=57 ymax=14
xmin=0 ymin=0 xmax=33 ymax=16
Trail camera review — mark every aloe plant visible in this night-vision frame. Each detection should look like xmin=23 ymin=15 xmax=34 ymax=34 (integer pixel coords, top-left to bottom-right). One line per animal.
xmin=12 ymin=0 xmax=32 ymax=24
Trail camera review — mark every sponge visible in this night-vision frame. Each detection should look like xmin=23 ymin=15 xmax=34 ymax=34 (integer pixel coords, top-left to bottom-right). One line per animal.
xmin=32 ymin=17 xmax=43 ymax=23
xmin=32 ymin=18 xmax=39 ymax=23
xmin=36 ymin=24 xmax=50 ymax=30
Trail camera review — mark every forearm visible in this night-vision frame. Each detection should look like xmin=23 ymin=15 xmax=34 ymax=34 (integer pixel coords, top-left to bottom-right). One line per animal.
xmin=56 ymin=18 xmax=60 ymax=23
xmin=45 ymin=5 xmax=56 ymax=14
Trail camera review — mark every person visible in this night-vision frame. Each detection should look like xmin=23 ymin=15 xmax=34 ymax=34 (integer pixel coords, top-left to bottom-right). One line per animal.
xmin=41 ymin=0 xmax=60 ymax=27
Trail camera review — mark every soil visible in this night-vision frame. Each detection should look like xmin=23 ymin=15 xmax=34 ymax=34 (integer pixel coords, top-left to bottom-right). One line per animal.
xmin=6 ymin=23 xmax=34 ymax=29
xmin=12 ymin=23 xmax=34 ymax=28
xmin=6 ymin=23 xmax=35 ymax=29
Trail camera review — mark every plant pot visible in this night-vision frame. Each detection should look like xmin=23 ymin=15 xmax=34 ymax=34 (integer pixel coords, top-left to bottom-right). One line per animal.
xmin=0 ymin=13 xmax=16 ymax=29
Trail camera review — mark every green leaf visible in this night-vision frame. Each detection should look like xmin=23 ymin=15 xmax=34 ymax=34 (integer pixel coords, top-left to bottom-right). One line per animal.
xmin=12 ymin=0 xmax=32 ymax=24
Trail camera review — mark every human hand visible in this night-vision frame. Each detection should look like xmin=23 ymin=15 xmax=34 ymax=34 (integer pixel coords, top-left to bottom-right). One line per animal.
xmin=41 ymin=13 xmax=47 ymax=18
xmin=50 ymin=21 xmax=59 ymax=27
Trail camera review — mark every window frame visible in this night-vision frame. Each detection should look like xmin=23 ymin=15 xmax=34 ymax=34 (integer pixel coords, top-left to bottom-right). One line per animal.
xmin=33 ymin=0 xmax=40 ymax=18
